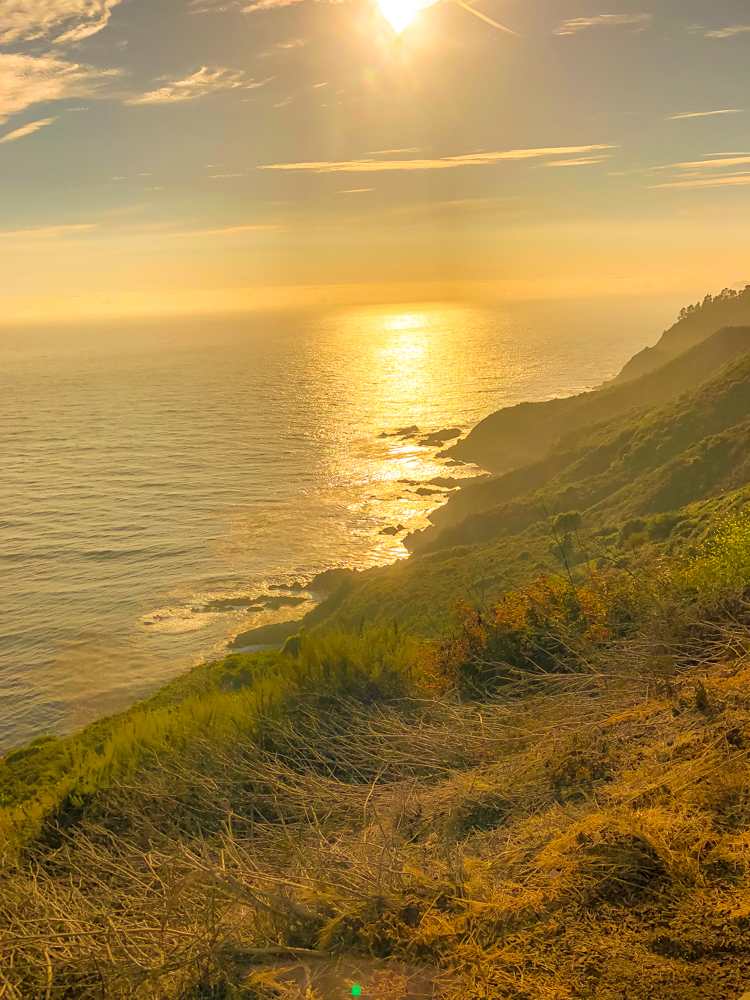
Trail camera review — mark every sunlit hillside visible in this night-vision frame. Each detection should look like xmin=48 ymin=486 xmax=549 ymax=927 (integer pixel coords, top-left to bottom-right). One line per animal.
xmin=5 ymin=290 xmax=750 ymax=997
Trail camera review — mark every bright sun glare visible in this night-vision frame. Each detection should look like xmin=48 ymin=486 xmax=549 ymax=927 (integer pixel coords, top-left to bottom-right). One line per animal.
xmin=378 ymin=0 xmax=432 ymax=32
xmin=377 ymin=0 xmax=516 ymax=35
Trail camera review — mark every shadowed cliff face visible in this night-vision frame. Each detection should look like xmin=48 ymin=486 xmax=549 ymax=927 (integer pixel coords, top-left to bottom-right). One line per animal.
xmin=441 ymin=324 xmax=750 ymax=476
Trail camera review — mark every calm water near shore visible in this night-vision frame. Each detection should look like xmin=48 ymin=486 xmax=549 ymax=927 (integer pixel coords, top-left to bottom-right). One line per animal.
xmin=0 ymin=296 xmax=684 ymax=752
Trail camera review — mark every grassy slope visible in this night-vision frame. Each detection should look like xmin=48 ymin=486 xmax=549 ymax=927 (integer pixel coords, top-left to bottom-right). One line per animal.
xmin=415 ymin=326 xmax=750 ymax=538
xmin=5 ymin=545 xmax=750 ymax=998
xmin=227 ymin=331 xmax=750 ymax=647
xmin=409 ymin=345 xmax=750 ymax=555
xmin=443 ymin=311 xmax=750 ymax=474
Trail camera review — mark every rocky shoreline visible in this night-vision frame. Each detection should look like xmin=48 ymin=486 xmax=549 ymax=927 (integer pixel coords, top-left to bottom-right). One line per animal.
xmin=227 ymin=424 xmax=487 ymax=650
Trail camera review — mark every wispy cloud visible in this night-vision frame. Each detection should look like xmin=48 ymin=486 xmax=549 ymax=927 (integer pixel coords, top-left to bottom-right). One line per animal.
xmin=545 ymin=155 xmax=610 ymax=167
xmin=204 ymin=224 xmax=279 ymax=233
xmin=0 ymin=223 xmax=95 ymax=238
xmin=175 ymin=223 xmax=281 ymax=236
xmin=192 ymin=0 xmax=318 ymax=10
xmin=258 ymin=37 xmax=307 ymax=58
xmin=667 ymin=156 xmax=750 ymax=170
xmin=125 ymin=67 xmax=247 ymax=105
xmin=241 ymin=0 xmax=306 ymax=11
xmin=0 ymin=0 xmax=121 ymax=45
xmin=0 ymin=116 xmax=56 ymax=143
xmin=555 ymin=13 xmax=652 ymax=36
xmin=338 ymin=188 xmax=375 ymax=193
xmin=650 ymin=174 xmax=750 ymax=189
xmin=259 ymin=144 xmax=617 ymax=172
xmin=649 ymin=152 xmax=750 ymax=190
xmin=704 ymin=24 xmax=750 ymax=39
xmin=0 ymin=53 xmax=119 ymax=124
xmin=668 ymin=109 xmax=744 ymax=120
xmin=367 ymin=147 xmax=427 ymax=155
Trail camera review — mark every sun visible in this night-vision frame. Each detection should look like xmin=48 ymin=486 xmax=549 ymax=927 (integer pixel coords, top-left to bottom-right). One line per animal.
xmin=377 ymin=0 xmax=519 ymax=34
xmin=377 ymin=0 xmax=431 ymax=32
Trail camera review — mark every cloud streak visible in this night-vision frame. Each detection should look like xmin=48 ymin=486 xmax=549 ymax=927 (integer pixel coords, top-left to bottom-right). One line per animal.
xmin=125 ymin=67 xmax=248 ymax=105
xmin=259 ymin=144 xmax=617 ymax=172
xmin=0 ymin=53 xmax=119 ymax=124
xmin=555 ymin=13 xmax=652 ymax=35
xmin=704 ymin=24 xmax=750 ymax=39
xmin=545 ymin=155 xmax=610 ymax=167
xmin=668 ymin=109 xmax=744 ymax=120
xmin=241 ymin=0 xmax=306 ymax=11
xmin=0 ymin=0 xmax=121 ymax=45
xmin=0 ymin=223 xmax=95 ymax=238
xmin=649 ymin=152 xmax=750 ymax=190
xmin=0 ymin=116 xmax=55 ymax=143
xmin=650 ymin=174 xmax=750 ymax=189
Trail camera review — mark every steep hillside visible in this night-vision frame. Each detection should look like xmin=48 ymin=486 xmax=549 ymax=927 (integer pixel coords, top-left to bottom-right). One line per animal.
xmin=443 ymin=323 xmax=750 ymax=473
xmin=418 ymin=326 xmax=750 ymax=536
xmin=6 ymin=505 xmax=750 ymax=999
xmin=614 ymin=285 xmax=750 ymax=383
xmin=415 ymin=347 xmax=750 ymax=554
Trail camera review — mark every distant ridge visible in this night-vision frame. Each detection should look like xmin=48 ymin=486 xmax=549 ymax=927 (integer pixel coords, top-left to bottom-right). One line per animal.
xmin=612 ymin=285 xmax=750 ymax=384
xmin=415 ymin=339 xmax=750 ymax=554
xmin=441 ymin=322 xmax=750 ymax=475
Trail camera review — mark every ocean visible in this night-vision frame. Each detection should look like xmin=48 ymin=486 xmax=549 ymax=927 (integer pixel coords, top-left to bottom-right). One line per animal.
xmin=0 ymin=296 xmax=684 ymax=752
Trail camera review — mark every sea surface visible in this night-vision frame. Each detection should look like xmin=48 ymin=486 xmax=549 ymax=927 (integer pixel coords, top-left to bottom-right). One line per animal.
xmin=0 ymin=296 xmax=685 ymax=752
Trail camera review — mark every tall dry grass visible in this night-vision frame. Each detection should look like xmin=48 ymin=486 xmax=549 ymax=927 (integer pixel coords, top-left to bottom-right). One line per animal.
xmin=5 ymin=537 xmax=750 ymax=999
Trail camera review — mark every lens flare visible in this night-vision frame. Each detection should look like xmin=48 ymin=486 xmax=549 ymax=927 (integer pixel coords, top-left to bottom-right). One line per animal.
xmin=377 ymin=0 xmax=432 ymax=32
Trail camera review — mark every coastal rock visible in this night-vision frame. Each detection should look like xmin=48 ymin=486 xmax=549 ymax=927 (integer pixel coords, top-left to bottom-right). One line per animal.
xmin=398 ymin=478 xmax=419 ymax=485
xmin=418 ymin=428 xmax=462 ymax=446
xmin=379 ymin=425 xmax=420 ymax=439
xmin=268 ymin=581 xmax=305 ymax=591
xmin=308 ymin=567 xmax=358 ymax=592
xmin=261 ymin=595 xmax=309 ymax=610
xmin=403 ymin=525 xmax=440 ymax=551
xmin=415 ymin=487 xmax=441 ymax=496
xmin=429 ymin=474 xmax=490 ymax=488
xmin=230 ymin=619 xmax=302 ymax=649
xmin=443 ymin=459 xmax=465 ymax=466
xmin=379 ymin=525 xmax=406 ymax=535
xmin=203 ymin=596 xmax=261 ymax=612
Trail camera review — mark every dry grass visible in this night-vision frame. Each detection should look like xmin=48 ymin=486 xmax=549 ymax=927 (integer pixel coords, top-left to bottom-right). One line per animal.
xmin=3 ymin=628 xmax=750 ymax=1000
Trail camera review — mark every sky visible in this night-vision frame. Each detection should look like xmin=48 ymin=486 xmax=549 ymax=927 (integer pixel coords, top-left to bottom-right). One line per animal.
xmin=1 ymin=0 xmax=750 ymax=318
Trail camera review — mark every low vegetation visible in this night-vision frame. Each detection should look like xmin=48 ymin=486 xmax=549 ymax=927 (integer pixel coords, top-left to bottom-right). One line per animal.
xmin=5 ymin=295 xmax=750 ymax=997
xmin=4 ymin=500 xmax=750 ymax=998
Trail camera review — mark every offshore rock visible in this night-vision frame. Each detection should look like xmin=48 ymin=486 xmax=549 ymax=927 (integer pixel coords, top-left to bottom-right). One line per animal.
xmin=418 ymin=427 xmax=462 ymax=446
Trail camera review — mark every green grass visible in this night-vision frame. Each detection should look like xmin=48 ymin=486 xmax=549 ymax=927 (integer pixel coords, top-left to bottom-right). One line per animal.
xmin=0 ymin=629 xmax=419 ymax=850
xmin=4 ymin=537 xmax=750 ymax=997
